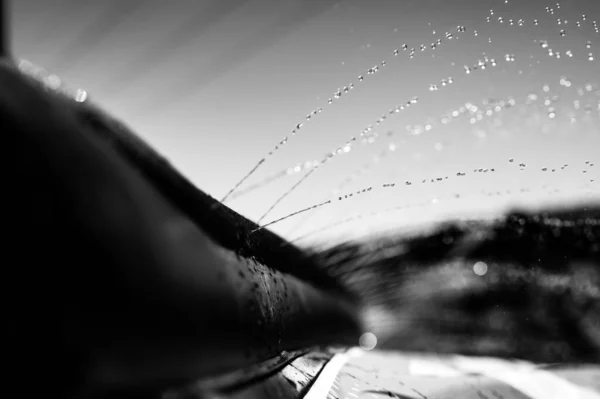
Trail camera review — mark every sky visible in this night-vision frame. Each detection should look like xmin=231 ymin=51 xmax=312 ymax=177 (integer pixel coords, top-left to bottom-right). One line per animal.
xmin=9 ymin=0 xmax=600 ymax=244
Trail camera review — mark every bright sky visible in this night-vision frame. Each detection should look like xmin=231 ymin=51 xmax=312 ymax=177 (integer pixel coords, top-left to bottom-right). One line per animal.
xmin=10 ymin=0 xmax=600 ymax=244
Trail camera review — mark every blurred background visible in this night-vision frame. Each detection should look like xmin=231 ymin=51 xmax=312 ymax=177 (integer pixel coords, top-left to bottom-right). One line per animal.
xmin=8 ymin=0 xmax=600 ymax=244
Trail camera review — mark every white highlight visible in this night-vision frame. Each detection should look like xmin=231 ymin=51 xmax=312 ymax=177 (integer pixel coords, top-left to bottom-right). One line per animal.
xmin=453 ymin=356 xmax=600 ymax=399
xmin=409 ymin=357 xmax=463 ymax=377
xmin=304 ymin=353 xmax=351 ymax=399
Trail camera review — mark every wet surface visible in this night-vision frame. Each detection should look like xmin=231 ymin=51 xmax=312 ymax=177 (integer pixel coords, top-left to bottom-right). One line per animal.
xmin=310 ymin=350 xmax=600 ymax=399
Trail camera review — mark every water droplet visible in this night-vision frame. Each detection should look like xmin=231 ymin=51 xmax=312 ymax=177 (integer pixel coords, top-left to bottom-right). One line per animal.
xmin=75 ymin=89 xmax=88 ymax=103
xmin=473 ymin=261 xmax=489 ymax=276
xmin=359 ymin=332 xmax=378 ymax=350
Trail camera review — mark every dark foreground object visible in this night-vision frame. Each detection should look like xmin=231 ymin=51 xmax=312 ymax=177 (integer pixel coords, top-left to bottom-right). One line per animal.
xmin=2 ymin=60 xmax=361 ymax=398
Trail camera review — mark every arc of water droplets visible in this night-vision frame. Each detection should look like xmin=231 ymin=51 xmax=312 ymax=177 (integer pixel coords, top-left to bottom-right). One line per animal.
xmin=220 ymin=70 xmax=364 ymax=203
xmin=261 ymin=166 xmax=503 ymax=235
xmin=231 ymin=97 xmax=417 ymax=203
xmin=281 ymin=146 xmax=392 ymax=236
xmin=222 ymin=24 xmax=472 ymax=204
xmin=253 ymin=5 xmax=597 ymax=221
xmin=221 ymin=46 xmax=407 ymax=204
xmin=284 ymin=76 xmax=598 ymax=234
xmin=250 ymin=199 xmax=332 ymax=234
xmin=286 ymin=70 xmax=600 ymax=234
xmin=258 ymin=167 xmax=529 ymax=233
xmin=357 ymin=54 xmax=502 ymax=145
xmin=285 ymin=159 xmax=596 ymax=244
xmin=352 ymin=75 xmax=598 ymax=182
xmin=280 ymin=3 xmax=600 ymax=239
xmin=256 ymin=46 xmax=498 ymax=224
xmin=285 ymin=92 xmax=518 ymax=236
xmin=253 ymin=184 xmax=395 ymax=233
xmin=272 ymin=47 xmax=528 ymax=231
xmin=228 ymin=26 xmax=481 ymax=206
xmin=253 ymin=96 xmax=423 ymax=224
